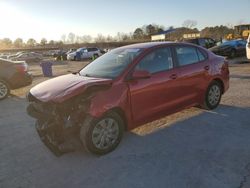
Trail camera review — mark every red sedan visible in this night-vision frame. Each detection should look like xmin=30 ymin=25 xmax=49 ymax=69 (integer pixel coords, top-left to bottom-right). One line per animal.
xmin=27 ymin=42 xmax=229 ymax=155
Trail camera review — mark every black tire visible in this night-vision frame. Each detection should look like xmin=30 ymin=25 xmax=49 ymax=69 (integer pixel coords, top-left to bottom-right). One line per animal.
xmin=230 ymin=49 xmax=236 ymax=58
xmin=93 ymin=54 xmax=99 ymax=59
xmin=0 ymin=80 xmax=10 ymax=100
xmin=80 ymin=111 xmax=124 ymax=155
xmin=203 ymin=81 xmax=222 ymax=110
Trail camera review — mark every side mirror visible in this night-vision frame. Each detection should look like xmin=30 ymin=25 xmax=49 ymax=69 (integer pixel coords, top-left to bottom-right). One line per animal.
xmin=132 ymin=70 xmax=151 ymax=80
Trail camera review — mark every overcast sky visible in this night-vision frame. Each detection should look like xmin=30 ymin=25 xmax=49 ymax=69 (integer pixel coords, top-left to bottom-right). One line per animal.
xmin=0 ymin=0 xmax=249 ymax=41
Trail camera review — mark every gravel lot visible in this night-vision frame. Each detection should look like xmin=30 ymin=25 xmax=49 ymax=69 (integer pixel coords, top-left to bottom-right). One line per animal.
xmin=0 ymin=59 xmax=250 ymax=188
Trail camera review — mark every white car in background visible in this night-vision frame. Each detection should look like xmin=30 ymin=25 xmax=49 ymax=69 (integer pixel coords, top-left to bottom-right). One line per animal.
xmin=247 ymin=35 xmax=250 ymax=59
xmin=67 ymin=47 xmax=102 ymax=61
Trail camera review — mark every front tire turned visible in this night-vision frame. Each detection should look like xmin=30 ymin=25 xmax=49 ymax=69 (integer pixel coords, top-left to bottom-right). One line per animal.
xmin=80 ymin=112 xmax=124 ymax=155
xmin=203 ymin=81 xmax=222 ymax=110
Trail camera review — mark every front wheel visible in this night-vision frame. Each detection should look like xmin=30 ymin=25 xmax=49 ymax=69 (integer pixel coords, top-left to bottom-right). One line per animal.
xmin=0 ymin=80 xmax=10 ymax=100
xmin=203 ymin=81 xmax=222 ymax=110
xmin=80 ymin=112 xmax=124 ymax=155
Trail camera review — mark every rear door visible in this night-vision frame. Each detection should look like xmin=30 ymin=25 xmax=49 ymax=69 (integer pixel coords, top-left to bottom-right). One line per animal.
xmin=81 ymin=49 xmax=89 ymax=59
xmin=128 ymin=46 xmax=183 ymax=124
xmin=173 ymin=45 xmax=210 ymax=106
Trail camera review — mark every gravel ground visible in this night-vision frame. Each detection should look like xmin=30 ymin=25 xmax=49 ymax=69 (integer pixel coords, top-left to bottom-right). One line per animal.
xmin=0 ymin=60 xmax=250 ymax=188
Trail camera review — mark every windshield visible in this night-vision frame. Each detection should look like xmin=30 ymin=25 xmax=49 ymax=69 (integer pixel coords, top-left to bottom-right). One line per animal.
xmin=77 ymin=48 xmax=85 ymax=52
xmin=79 ymin=48 xmax=142 ymax=79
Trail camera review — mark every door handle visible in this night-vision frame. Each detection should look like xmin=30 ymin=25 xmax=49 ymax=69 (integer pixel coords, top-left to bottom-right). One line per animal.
xmin=204 ymin=65 xmax=210 ymax=71
xmin=170 ymin=74 xmax=177 ymax=80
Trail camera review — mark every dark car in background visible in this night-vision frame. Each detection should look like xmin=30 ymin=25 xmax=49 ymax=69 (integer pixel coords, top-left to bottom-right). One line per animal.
xmin=210 ymin=39 xmax=247 ymax=58
xmin=184 ymin=38 xmax=216 ymax=49
xmin=10 ymin=52 xmax=43 ymax=63
xmin=0 ymin=58 xmax=32 ymax=100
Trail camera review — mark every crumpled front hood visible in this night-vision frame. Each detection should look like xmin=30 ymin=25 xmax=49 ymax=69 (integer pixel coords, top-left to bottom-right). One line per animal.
xmin=30 ymin=74 xmax=112 ymax=103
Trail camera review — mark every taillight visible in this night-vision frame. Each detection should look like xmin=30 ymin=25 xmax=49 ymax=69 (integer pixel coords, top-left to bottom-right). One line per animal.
xmin=222 ymin=59 xmax=229 ymax=74
xmin=15 ymin=63 xmax=28 ymax=73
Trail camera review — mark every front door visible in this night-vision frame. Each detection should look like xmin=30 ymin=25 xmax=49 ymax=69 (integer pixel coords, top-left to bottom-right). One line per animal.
xmin=128 ymin=47 xmax=183 ymax=125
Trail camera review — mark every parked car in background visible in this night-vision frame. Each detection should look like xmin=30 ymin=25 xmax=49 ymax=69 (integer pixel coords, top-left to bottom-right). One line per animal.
xmin=10 ymin=52 xmax=43 ymax=63
xmin=67 ymin=47 xmax=102 ymax=61
xmin=209 ymin=39 xmax=247 ymax=58
xmin=183 ymin=38 xmax=216 ymax=49
xmin=247 ymin=35 xmax=250 ymax=59
xmin=53 ymin=50 xmax=67 ymax=61
xmin=0 ymin=53 xmax=9 ymax=59
xmin=66 ymin=48 xmax=77 ymax=55
xmin=27 ymin=42 xmax=229 ymax=156
xmin=0 ymin=58 xmax=32 ymax=100
xmin=7 ymin=51 xmax=26 ymax=59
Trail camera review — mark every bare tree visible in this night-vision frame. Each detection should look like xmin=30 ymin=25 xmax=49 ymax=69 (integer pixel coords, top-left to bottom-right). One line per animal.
xmin=81 ymin=35 xmax=92 ymax=43
xmin=13 ymin=38 xmax=23 ymax=48
xmin=133 ymin=28 xmax=144 ymax=40
xmin=0 ymin=38 xmax=12 ymax=48
xmin=26 ymin=38 xmax=36 ymax=47
xmin=106 ymin=35 xmax=114 ymax=42
xmin=182 ymin=20 xmax=197 ymax=29
xmin=95 ymin=34 xmax=106 ymax=43
xmin=68 ymin=32 xmax=76 ymax=44
xmin=40 ymin=38 xmax=47 ymax=46
xmin=48 ymin=40 xmax=55 ymax=45
xmin=61 ymin=34 xmax=66 ymax=43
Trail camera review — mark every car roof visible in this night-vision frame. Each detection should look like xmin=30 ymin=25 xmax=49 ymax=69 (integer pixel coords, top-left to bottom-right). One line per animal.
xmin=118 ymin=41 xmax=201 ymax=50
xmin=118 ymin=42 xmax=178 ymax=49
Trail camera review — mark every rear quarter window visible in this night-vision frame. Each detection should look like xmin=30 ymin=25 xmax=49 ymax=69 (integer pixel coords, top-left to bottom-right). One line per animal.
xmin=175 ymin=46 xmax=207 ymax=66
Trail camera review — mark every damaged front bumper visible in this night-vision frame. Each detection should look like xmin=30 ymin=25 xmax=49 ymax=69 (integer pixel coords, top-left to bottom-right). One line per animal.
xmin=26 ymin=94 xmax=90 ymax=156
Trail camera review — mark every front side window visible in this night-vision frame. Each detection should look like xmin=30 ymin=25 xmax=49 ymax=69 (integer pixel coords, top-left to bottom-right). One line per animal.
xmin=80 ymin=48 xmax=142 ymax=79
xmin=175 ymin=46 xmax=203 ymax=66
xmin=135 ymin=47 xmax=173 ymax=74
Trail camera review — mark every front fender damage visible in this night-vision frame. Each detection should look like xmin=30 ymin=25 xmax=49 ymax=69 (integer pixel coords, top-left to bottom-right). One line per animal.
xmin=27 ymin=85 xmax=111 ymax=156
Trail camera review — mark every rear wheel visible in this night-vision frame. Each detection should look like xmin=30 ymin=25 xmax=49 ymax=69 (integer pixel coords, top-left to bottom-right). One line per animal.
xmin=80 ymin=112 xmax=124 ymax=155
xmin=203 ymin=81 xmax=222 ymax=110
xmin=0 ymin=80 xmax=10 ymax=100
xmin=230 ymin=49 xmax=236 ymax=58
xmin=93 ymin=54 xmax=99 ymax=59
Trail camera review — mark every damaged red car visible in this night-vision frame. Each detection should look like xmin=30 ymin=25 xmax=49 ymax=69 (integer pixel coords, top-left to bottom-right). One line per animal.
xmin=27 ymin=42 xmax=229 ymax=155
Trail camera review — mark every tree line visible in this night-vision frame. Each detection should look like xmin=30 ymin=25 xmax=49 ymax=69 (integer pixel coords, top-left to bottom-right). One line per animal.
xmin=0 ymin=20 xmax=235 ymax=49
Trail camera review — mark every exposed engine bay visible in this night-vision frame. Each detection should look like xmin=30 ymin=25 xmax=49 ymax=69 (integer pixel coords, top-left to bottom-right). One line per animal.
xmin=27 ymin=87 xmax=99 ymax=156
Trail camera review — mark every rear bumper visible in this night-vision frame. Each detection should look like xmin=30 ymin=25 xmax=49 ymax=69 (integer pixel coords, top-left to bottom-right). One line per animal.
xmin=10 ymin=72 xmax=33 ymax=89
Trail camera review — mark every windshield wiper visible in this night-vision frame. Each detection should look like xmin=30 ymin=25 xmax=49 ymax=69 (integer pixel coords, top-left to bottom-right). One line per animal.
xmin=82 ymin=73 xmax=92 ymax=77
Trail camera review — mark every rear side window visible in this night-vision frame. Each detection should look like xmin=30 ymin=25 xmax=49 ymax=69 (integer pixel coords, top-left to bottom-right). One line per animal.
xmin=136 ymin=47 xmax=173 ymax=74
xmin=175 ymin=46 xmax=206 ymax=66
xmin=88 ymin=48 xmax=98 ymax=52
xmin=197 ymin=49 xmax=206 ymax=61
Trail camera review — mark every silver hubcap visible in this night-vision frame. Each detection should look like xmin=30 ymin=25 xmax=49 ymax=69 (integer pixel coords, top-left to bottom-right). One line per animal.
xmin=208 ymin=85 xmax=221 ymax=106
xmin=0 ymin=82 xmax=8 ymax=99
xmin=92 ymin=118 xmax=119 ymax=150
